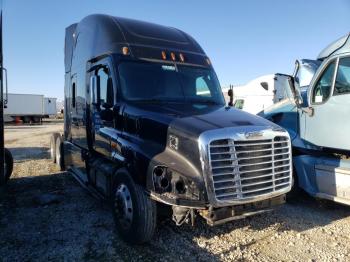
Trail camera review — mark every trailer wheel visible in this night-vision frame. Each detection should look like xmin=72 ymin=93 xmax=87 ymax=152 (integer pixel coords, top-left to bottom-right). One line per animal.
xmin=23 ymin=116 xmax=31 ymax=124
xmin=50 ymin=133 xmax=60 ymax=163
xmin=32 ymin=116 xmax=41 ymax=123
xmin=55 ymin=136 xmax=65 ymax=171
xmin=112 ymin=169 xmax=157 ymax=244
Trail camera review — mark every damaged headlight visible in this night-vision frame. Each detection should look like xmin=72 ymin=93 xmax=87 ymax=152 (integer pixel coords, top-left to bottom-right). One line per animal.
xmin=152 ymin=166 xmax=201 ymax=201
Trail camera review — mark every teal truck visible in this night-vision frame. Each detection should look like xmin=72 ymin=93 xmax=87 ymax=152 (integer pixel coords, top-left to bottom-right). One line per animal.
xmin=260 ymin=34 xmax=350 ymax=205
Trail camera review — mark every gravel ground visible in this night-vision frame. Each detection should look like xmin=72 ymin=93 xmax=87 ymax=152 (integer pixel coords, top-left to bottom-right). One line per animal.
xmin=1 ymin=122 xmax=350 ymax=261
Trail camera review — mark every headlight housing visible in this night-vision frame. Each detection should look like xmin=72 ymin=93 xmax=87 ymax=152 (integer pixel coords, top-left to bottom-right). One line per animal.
xmin=152 ymin=166 xmax=201 ymax=201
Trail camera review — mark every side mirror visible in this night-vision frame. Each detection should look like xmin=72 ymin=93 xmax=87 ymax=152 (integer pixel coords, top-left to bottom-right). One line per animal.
xmin=294 ymin=76 xmax=300 ymax=84
xmin=2 ymin=67 xmax=8 ymax=104
xmin=295 ymin=94 xmax=303 ymax=105
xmin=260 ymin=82 xmax=268 ymax=91
xmin=227 ymin=85 xmax=234 ymax=106
xmin=287 ymin=76 xmax=302 ymax=107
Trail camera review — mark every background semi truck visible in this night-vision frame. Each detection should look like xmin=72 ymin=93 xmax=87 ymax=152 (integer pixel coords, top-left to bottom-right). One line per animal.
xmin=4 ymin=93 xmax=57 ymax=123
xmin=51 ymin=14 xmax=292 ymax=244
xmin=260 ymin=33 xmax=350 ymax=205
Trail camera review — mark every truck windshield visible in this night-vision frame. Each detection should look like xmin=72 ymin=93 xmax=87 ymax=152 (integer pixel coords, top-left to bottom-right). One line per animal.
xmin=118 ymin=62 xmax=225 ymax=105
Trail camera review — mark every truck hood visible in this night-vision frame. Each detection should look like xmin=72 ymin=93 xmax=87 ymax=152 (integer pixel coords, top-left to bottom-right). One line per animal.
xmin=132 ymin=102 xmax=280 ymax=139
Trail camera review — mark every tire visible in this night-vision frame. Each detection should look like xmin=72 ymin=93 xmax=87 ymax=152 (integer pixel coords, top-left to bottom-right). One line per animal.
xmin=22 ymin=116 xmax=31 ymax=124
xmin=50 ymin=133 xmax=60 ymax=163
xmin=55 ymin=136 xmax=65 ymax=171
xmin=32 ymin=116 xmax=41 ymax=123
xmin=4 ymin=148 xmax=13 ymax=180
xmin=112 ymin=169 xmax=157 ymax=244
xmin=0 ymin=148 xmax=13 ymax=186
xmin=286 ymin=167 xmax=301 ymax=202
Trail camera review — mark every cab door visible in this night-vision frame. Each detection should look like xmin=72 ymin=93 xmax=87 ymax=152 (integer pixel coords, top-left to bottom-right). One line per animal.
xmin=88 ymin=59 xmax=116 ymax=157
xmin=304 ymin=56 xmax=350 ymax=151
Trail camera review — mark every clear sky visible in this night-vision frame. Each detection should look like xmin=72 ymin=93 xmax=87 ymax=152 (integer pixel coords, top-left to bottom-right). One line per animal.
xmin=2 ymin=0 xmax=350 ymax=100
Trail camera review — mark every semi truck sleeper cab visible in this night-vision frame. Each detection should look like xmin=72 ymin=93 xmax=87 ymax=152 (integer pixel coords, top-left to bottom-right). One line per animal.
xmin=51 ymin=14 xmax=292 ymax=244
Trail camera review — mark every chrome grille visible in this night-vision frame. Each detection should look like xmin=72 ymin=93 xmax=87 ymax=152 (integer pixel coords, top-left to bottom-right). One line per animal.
xmin=209 ymin=136 xmax=291 ymax=202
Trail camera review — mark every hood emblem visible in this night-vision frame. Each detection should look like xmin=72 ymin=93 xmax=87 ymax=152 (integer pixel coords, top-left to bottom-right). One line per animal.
xmin=244 ymin=131 xmax=264 ymax=139
xmin=169 ymin=135 xmax=179 ymax=150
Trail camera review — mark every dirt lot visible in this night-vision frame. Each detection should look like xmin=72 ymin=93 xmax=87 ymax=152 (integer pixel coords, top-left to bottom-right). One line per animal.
xmin=1 ymin=122 xmax=350 ymax=261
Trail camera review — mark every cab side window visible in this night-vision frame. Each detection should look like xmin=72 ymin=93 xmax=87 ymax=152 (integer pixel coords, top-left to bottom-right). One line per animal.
xmin=312 ymin=61 xmax=336 ymax=104
xmin=334 ymin=57 xmax=350 ymax=96
xmin=95 ymin=66 xmax=114 ymax=124
xmin=97 ymin=67 xmax=109 ymax=106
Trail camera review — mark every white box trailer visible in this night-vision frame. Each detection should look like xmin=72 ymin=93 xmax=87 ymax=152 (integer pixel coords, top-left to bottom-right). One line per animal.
xmin=222 ymin=74 xmax=291 ymax=114
xmin=4 ymin=93 xmax=56 ymax=123
xmin=44 ymin=97 xmax=57 ymax=117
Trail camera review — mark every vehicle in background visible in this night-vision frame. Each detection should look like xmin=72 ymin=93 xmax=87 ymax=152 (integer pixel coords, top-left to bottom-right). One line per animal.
xmin=4 ymin=93 xmax=57 ymax=123
xmin=259 ymin=59 xmax=321 ymax=127
xmin=44 ymin=97 xmax=57 ymax=118
xmin=51 ymin=14 xmax=292 ymax=244
xmin=223 ymin=74 xmax=293 ymax=114
xmin=0 ymin=11 xmax=13 ymax=186
xmin=260 ymin=33 xmax=350 ymax=205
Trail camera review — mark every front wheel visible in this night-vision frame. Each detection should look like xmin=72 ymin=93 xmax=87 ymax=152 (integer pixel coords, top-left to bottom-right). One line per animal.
xmin=55 ymin=136 xmax=65 ymax=171
xmin=50 ymin=133 xmax=60 ymax=163
xmin=112 ymin=169 xmax=157 ymax=244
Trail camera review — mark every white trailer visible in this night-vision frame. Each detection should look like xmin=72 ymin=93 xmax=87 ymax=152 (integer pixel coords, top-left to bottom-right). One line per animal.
xmin=223 ymin=74 xmax=291 ymax=114
xmin=44 ymin=97 xmax=57 ymax=117
xmin=4 ymin=93 xmax=52 ymax=123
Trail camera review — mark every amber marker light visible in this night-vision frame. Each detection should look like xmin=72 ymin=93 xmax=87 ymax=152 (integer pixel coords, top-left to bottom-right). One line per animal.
xmin=161 ymin=51 xmax=167 ymax=60
xmin=179 ymin=53 xmax=185 ymax=62
xmin=170 ymin=52 xmax=176 ymax=61
xmin=122 ymin=46 xmax=130 ymax=55
xmin=111 ymin=142 xmax=117 ymax=149
xmin=206 ymin=57 xmax=211 ymax=65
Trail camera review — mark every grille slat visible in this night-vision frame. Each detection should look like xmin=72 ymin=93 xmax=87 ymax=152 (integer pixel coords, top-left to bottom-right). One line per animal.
xmin=211 ymin=157 xmax=237 ymax=162
xmin=212 ymin=172 xmax=238 ymax=177
xmin=209 ymin=136 xmax=291 ymax=202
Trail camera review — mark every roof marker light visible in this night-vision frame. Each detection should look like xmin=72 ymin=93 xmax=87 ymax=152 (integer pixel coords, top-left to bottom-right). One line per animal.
xmin=170 ymin=52 xmax=176 ymax=61
xmin=161 ymin=51 xmax=167 ymax=60
xmin=179 ymin=53 xmax=185 ymax=62
xmin=206 ymin=58 xmax=211 ymax=65
xmin=122 ymin=46 xmax=130 ymax=55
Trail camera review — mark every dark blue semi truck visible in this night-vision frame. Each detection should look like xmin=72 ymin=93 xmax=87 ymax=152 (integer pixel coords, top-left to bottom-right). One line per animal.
xmin=50 ymin=14 xmax=292 ymax=243
xmin=0 ymin=11 xmax=13 ymax=187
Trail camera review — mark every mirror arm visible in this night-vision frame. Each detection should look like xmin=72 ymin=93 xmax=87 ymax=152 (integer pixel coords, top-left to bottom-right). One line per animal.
xmin=300 ymin=106 xmax=314 ymax=117
xmin=227 ymin=84 xmax=234 ymax=106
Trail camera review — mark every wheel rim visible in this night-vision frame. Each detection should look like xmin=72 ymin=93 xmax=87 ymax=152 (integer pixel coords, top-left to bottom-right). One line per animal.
xmin=50 ymin=139 xmax=55 ymax=160
xmin=114 ymin=183 xmax=133 ymax=229
xmin=55 ymin=142 xmax=60 ymax=166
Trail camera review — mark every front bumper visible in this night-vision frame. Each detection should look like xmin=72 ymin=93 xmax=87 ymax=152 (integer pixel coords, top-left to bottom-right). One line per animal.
xmin=199 ymin=194 xmax=286 ymax=226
